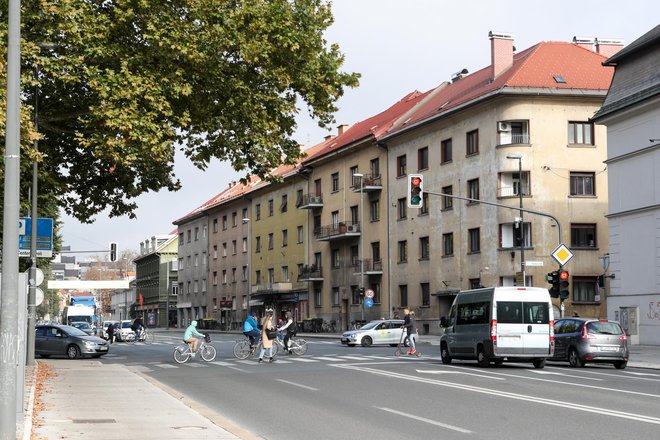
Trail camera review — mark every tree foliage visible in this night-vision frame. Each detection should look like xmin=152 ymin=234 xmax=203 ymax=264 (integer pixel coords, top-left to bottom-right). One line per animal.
xmin=0 ymin=0 xmax=359 ymax=222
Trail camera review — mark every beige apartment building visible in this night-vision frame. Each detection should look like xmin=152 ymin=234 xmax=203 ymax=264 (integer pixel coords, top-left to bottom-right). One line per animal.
xmin=381 ymin=33 xmax=619 ymax=334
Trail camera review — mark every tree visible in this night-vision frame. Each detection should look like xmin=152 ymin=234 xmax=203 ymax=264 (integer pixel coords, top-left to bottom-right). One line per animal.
xmin=0 ymin=0 xmax=359 ymax=222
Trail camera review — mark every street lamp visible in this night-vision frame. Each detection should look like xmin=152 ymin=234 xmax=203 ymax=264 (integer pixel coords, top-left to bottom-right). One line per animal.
xmin=242 ymin=217 xmax=251 ymax=317
xmin=353 ymin=173 xmax=365 ymax=322
xmin=506 ymin=153 xmax=525 ymax=286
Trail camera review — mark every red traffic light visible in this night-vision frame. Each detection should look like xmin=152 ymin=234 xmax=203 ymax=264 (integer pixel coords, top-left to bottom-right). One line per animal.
xmin=411 ymin=176 xmax=422 ymax=186
xmin=559 ymin=270 xmax=569 ymax=281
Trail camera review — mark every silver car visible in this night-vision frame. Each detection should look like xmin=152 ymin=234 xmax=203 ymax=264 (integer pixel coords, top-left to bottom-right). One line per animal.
xmin=551 ymin=318 xmax=629 ymax=369
xmin=341 ymin=319 xmax=405 ymax=347
xmin=35 ymin=324 xmax=109 ymax=359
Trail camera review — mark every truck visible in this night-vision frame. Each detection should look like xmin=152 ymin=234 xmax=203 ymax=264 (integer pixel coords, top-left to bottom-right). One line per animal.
xmin=68 ymin=296 xmax=99 ymax=327
xmin=63 ymin=304 xmax=96 ymax=330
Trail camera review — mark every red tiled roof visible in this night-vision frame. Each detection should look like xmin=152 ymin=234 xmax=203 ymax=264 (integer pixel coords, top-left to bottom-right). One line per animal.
xmin=388 ymin=42 xmax=614 ymax=135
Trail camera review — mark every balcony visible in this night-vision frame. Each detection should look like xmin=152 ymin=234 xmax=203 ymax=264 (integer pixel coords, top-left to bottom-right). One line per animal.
xmin=351 ymin=174 xmax=383 ymax=193
xmin=298 ymin=193 xmax=323 ymax=209
xmin=315 ymin=221 xmax=361 ymax=241
xmin=352 ymin=259 xmax=384 ymax=275
xmin=251 ymin=282 xmax=293 ymax=294
xmin=498 ymin=132 xmax=530 ymax=145
xmin=298 ymin=265 xmax=324 ymax=282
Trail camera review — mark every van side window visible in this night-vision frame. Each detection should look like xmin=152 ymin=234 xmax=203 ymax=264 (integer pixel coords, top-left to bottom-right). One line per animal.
xmin=457 ymin=301 xmax=490 ymax=325
xmin=447 ymin=305 xmax=457 ymax=327
xmin=523 ymin=302 xmax=550 ymax=324
xmin=497 ymin=302 xmax=522 ymax=323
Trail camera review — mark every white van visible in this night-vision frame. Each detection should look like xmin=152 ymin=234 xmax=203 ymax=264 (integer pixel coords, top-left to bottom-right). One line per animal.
xmin=440 ymin=287 xmax=554 ymax=368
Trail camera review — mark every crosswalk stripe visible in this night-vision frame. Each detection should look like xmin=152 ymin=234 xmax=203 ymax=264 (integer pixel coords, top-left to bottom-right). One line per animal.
xmin=363 ymin=356 xmax=394 ymax=360
xmin=338 ymin=355 xmax=370 ymax=360
xmin=236 ymin=359 xmax=258 ymax=365
xmin=184 ymin=363 xmax=206 ymax=367
xmin=210 ymin=361 xmax=234 ymax=367
xmin=154 ymin=364 xmax=178 ymax=369
xmin=287 ymin=357 xmax=319 ymax=362
xmin=313 ymin=357 xmax=344 ymax=361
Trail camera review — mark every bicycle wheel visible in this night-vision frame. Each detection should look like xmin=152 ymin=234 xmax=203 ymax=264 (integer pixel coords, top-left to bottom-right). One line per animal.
xmin=125 ymin=333 xmax=136 ymax=344
xmin=201 ymin=344 xmax=217 ymax=362
xmin=143 ymin=332 xmax=154 ymax=345
xmin=173 ymin=345 xmax=191 ymax=364
xmin=270 ymin=340 xmax=280 ymax=357
xmin=233 ymin=340 xmax=251 ymax=359
xmin=290 ymin=338 xmax=308 ymax=355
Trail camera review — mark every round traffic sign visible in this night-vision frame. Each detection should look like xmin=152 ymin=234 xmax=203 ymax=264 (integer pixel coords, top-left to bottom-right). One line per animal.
xmin=35 ymin=287 xmax=44 ymax=306
xmin=365 ymin=289 xmax=375 ymax=299
xmin=364 ymin=298 xmax=374 ymax=308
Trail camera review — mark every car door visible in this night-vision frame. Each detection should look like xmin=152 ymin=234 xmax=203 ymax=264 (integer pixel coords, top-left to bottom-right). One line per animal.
xmin=552 ymin=320 xmax=568 ymax=359
xmin=34 ymin=327 xmax=48 ymax=355
xmin=522 ymin=301 xmax=551 ymax=355
xmin=494 ymin=301 xmax=524 ymax=355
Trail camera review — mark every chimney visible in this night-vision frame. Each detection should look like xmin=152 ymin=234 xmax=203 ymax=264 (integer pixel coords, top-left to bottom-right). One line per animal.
xmin=324 ymin=134 xmax=336 ymax=141
xmin=572 ymin=36 xmax=595 ymax=51
xmin=595 ymin=38 xmax=625 ymax=58
xmin=489 ymin=31 xmax=515 ymax=79
xmin=337 ymin=124 xmax=349 ymax=136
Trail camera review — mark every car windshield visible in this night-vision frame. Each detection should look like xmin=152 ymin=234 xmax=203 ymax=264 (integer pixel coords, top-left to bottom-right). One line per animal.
xmin=360 ymin=322 xmax=380 ymax=330
xmin=73 ymin=323 xmax=91 ymax=330
xmin=122 ymin=322 xmax=132 ymax=329
xmin=588 ymin=321 xmax=623 ymax=335
xmin=62 ymin=326 xmax=89 ymax=337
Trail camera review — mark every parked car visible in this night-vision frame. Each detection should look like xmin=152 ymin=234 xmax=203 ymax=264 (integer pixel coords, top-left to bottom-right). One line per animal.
xmin=116 ymin=320 xmax=134 ymax=342
xmin=71 ymin=322 xmax=96 ymax=336
xmin=550 ymin=318 xmax=628 ymax=369
xmin=100 ymin=320 xmax=119 ymax=340
xmin=35 ymin=324 xmax=109 ymax=359
xmin=341 ymin=319 xmax=405 ymax=347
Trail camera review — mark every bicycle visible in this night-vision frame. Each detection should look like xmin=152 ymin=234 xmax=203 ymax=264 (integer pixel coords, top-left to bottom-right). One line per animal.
xmin=173 ymin=333 xmax=217 ymax=364
xmin=272 ymin=334 xmax=308 ymax=356
xmin=233 ymin=336 xmax=267 ymax=359
xmin=126 ymin=328 xmax=154 ymax=345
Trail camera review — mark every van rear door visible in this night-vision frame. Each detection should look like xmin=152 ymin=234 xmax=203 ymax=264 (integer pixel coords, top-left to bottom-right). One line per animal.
xmin=522 ymin=301 xmax=551 ymax=355
xmin=495 ymin=301 xmax=524 ymax=355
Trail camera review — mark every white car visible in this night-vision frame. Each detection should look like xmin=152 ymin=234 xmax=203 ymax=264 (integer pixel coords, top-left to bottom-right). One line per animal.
xmin=341 ymin=319 xmax=405 ymax=347
xmin=100 ymin=321 xmax=119 ymax=340
xmin=116 ymin=320 xmax=134 ymax=342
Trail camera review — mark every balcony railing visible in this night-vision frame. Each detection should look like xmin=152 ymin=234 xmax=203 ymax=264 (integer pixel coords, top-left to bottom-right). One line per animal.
xmin=499 ymin=133 xmax=530 ymax=145
xmin=352 ymin=259 xmax=384 ymax=275
xmin=251 ymin=282 xmax=293 ymax=294
xmin=351 ymin=174 xmax=383 ymax=192
xmin=497 ymin=185 xmax=530 ymax=197
xmin=298 ymin=193 xmax=323 ymax=209
xmin=315 ymin=221 xmax=361 ymax=241
xmin=298 ymin=266 xmax=324 ymax=281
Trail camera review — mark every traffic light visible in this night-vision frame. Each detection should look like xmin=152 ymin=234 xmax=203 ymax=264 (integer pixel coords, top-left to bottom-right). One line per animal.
xmin=109 ymin=242 xmax=118 ymax=262
xmin=357 ymin=287 xmax=365 ymax=296
xmin=559 ymin=270 xmax=570 ymax=299
xmin=546 ymin=271 xmax=559 ymax=298
xmin=408 ymin=174 xmax=424 ymax=208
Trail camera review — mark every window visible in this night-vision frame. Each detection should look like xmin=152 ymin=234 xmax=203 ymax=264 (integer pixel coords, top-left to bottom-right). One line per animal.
xmin=571 ymin=223 xmax=597 ymax=248
xmin=222 ymin=216 xmax=227 ymax=230
xmin=421 ymin=283 xmax=430 ymax=306
xmin=441 ymin=138 xmax=452 ymax=163
xmin=179 ymin=232 xmax=184 ymax=245
xmin=398 ymin=240 xmax=408 ymax=263
xmin=398 ymin=198 xmax=407 ymax=220
xmin=281 ymin=194 xmax=288 ymax=212
xmin=255 ymin=236 xmax=261 ymax=253
xmin=351 ymin=285 xmax=362 ymax=305
xmin=232 ymin=212 xmax=237 ymax=227
xmin=212 ymin=245 xmax=218 ymax=259
xmin=231 ymin=268 xmax=236 ymax=283
xmin=371 ymin=241 xmax=381 ymax=262
xmin=418 ymin=146 xmax=429 ymax=170
xmin=268 ymin=233 xmax=274 ymax=250
xmin=370 ymin=282 xmax=382 ymax=304
xmin=419 ymin=237 xmax=430 ymax=260
xmin=332 ymin=287 xmax=340 ymax=306
xmin=242 ymin=208 xmax=248 ymax=220
xmin=331 ymin=211 xmax=339 ymax=228
xmin=570 ymin=172 xmax=595 ymax=196
xmin=256 ymin=204 xmax=261 ymax=220
xmin=573 ymin=277 xmax=598 ymax=302
xmin=370 ymin=158 xmax=380 ymax=177
xmin=232 ymin=240 xmax=237 ymax=255
xmin=203 ymin=225 xmax=207 ymax=238
xmin=202 ymin=252 xmax=207 ymax=266
xmin=370 ymin=199 xmax=380 ymax=221
xmin=399 ymin=285 xmax=408 ymax=307
xmin=194 ymin=227 xmax=199 ymax=241
xmin=500 ymin=223 xmax=532 ymax=248
xmin=467 ymin=179 xmax=479 ymax=202
xmin=350 ymin=166 xmax=359 ymax=187
xmin=194 ymin=280 xmax=199 ymax=293
xmin=243 ymin=237 xmax=248 ymax=252
xmin=568 ymin=122 xmax=594 ymax=145
xmin=297 ymin=263 xmax=303 ymax=279
xmin=186 ymin=256 xmax=191 ymax=268
xmin=350 ymin=205 xmax=358 ymax=224
xmin=314 ymin=179 xmax=322 ymax=196
xmin=499 ymin=171 xmax=530 ymax=197
xmin=255 ymin=270 xmax=261 ymax=284
xmin=282 ymin=266 xmax=289 ymax=282
xmin=268 ymin=268 xmax=275 ymax=284
xmin=187 ymin=229 xmax=191 ymax=243
xmin=466 ymin=129 xmax=479 ymax=156
xmin=498 ymin=120 xmax=529 ymax=145
xmin=468 ymin=228 xmax=480 ymax=253
xmin=222 ymin=242 xmax=227 ymax=257
xmin=178 ymin=257 xmax=184 ymax=269
xmin=296 ymin=189 xmax=303 ymax=207
xmin=420 ymin=193 xmax=429 ymax=215
xmin=331 ymin=249 xmax=340 ymax=268
xmin=213 ymin=219 xmax=218 ymax=233
xmin=313 ymin=215 xmax=321 ymax=235
xmin=443 ymin=233 xmax=454 ymax=257
xmin=268 ymin=199 xmax=274 ymax=216
xmin=172 ymin=284 xmax=179 ymax=296
xmin=396 ymin=155 xmax=407 ymax=177
xmin=442 ymin=185 xmax=453 ymax=210
xmin=222 ymin=270 xmax=227 ymax=284
xmin=242 ymin=266 xmax=248 ymax=281
xmin=350 ymin=245 xmax=359 ymax=267
xmin=242 ymin=295 xmax=247 ymax=310
xmin=331 ymin=172 xmax=339 ymax=192
xmin=282 ymin=229 xmax=288 ymax=247
xmin=315 ymin=287 xmax=322 ymax=307
xmin=297 ymin=225 xmax=303 ymax=243
xmin=194 ymin=254 xmax=199 ymax=267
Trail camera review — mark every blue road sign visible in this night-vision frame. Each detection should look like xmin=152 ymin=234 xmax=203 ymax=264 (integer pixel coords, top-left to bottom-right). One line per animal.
xmin=19 ymin=218 xmax=54 ymax=258
xmin=364 ymin=298 xmax=374 ymax=308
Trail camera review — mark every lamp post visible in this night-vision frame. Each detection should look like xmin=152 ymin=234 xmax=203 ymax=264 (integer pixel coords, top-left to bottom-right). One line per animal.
xmin=353 ymin=173 xmax=365 ymax=322
xmin=507 ymin=153 xmax=525 ymax=286
xmin=242 ymin=217 xmax=251 ymax=318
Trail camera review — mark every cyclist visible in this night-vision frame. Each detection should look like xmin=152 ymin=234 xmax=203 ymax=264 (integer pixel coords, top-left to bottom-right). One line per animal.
xmin=132 ymin=316 xmax=145 ymax=341
xmin=243 ymin=311 xmax=260 ymax=348
xmin=184 ymin=320 xmax=206 ymax=354
xmin=277 ymin=311 xmax=295 ymax=354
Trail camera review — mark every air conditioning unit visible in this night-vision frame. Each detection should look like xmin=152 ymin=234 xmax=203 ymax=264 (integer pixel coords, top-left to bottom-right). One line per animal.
xmin=346 ymin=224 xmax=359 ymax=233
xmin=498 ymin=121 xmax=511 ymax=132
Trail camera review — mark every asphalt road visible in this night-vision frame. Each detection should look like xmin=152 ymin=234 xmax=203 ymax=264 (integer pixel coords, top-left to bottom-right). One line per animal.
xmin=98 ymin=332 xmax=660 ymax=440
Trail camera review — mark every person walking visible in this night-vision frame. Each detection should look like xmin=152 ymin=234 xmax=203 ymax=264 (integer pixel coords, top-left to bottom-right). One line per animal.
xmin=106 ymin=322 xmax=115 ymax=344
xmin=402 ymin=308 xmax=418 ymax=355
xmin=259 ymin=309 xmax=276 ymax=363
xmin=277 ymin=311 xmax=295 ymax=354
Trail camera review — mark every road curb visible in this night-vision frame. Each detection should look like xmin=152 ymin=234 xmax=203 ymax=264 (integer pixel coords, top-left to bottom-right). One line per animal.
xmin=20 ymin=364 xmax=37 ymax=440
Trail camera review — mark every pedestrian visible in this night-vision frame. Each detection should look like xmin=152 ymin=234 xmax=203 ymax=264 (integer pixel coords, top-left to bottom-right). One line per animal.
xmin=106 ymin=322 xmax=115 ymax=344
xmin=402 ymin=308 xmax=418 ymax=355
xmin=259 ymin=308 xmax=276 ymax=363
xmin=277 ymin=311 xmax=295 ymax=354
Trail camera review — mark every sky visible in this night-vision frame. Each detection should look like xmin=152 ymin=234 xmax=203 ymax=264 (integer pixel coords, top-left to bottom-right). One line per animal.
xmin=59 ymin=0 xmax=660 ymax=260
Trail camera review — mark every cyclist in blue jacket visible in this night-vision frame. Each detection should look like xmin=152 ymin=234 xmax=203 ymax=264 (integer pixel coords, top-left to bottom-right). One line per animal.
xmin=243 ymin=311 xmax=261 ymax=348
xmin=184 ymin=320 xmax=206 ymax=354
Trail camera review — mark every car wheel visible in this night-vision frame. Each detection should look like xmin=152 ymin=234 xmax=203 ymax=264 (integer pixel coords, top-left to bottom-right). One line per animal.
xmin=614 ymin=361 xmax=627 ymax=370
xmin=361 ymin=336 xmax=373 ymax=347
xmin=403 ymin=336 xmax=410 ymax=347
xmin=477 ymin=345 xmax=490 ymax=368
xmin=568 ymin=348 xmax=584 ymax=368
xmin=67 ymin=344 xmax=80 ymax=359
xmin=532 ymin=358 xmax=546 ymax=369
xmin=440 ymin=343 xmax=452 ymax=364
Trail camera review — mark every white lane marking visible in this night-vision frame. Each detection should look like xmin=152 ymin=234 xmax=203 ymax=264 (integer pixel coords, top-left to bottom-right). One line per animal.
xmin=276 ymin=379 xmax=318 ymax=391
xmin=227 ymin=366 xmax=250 ymax=373
xmin=529 ymin=370 xmax=602 ymax=381
xmin=287 ymin=357 xmax=319 ymax=362
xmin=338 ymin=365 xmax=660 ymax=425
xmin=271 ymin=359 xmax=293 ymax=364
xmin=626 ymin=372 xmax=660 ymax=377
xmin=338 ymin=355 xmax=371 ymax=360
xmin=363 ymin=356 xmax=394 ymax=360
xmin=313 ymin=357 xmax=344 ymax=361
xmin=416 ymin=369 xmax=505 ymax=381
xmin=236 ymin=360 xmax=258 ymax=365
xmin=185 ymin=363 xmax=206 ymax=368
xmin=210 ymin=361 xmax=234 ymax=367
xmin=153 ymin=364 xmax=179 ymax=369
xmin=377 ymin=407 xmax=472 ymax=434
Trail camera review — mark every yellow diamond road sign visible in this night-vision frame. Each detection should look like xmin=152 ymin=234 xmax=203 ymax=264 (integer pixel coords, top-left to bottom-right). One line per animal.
xmin=552 ymin=243 xmax=574 ymax=266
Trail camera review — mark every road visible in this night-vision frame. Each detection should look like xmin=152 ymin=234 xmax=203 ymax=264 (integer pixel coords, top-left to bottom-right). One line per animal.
xmin=99 ymin=332 xmax=660 ymax=440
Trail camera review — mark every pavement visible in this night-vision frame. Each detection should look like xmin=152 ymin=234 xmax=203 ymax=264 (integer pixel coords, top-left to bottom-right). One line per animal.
xmin=17 ymin=333 xmax=660 ymax=440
